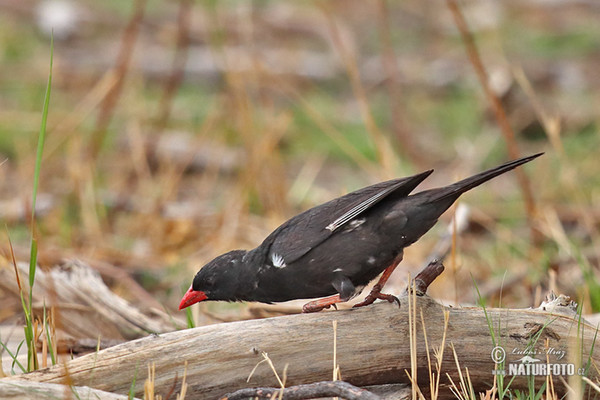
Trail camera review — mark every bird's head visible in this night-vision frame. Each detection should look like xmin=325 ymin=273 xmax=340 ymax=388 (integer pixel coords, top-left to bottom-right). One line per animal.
xmin=179 ymin=250 xmax=247 ymax=310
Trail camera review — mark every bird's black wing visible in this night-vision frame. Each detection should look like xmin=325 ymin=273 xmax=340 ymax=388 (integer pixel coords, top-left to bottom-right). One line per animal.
xmin=261 ymin=170 xmax=433 ymax=266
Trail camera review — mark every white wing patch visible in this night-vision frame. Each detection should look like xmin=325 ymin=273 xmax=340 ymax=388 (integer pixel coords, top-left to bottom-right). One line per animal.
xmin=271 ymin=253 xmax=287 ymax=268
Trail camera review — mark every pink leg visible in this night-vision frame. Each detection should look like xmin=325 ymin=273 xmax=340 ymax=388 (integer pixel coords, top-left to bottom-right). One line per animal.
xmin=353 ymin=256 xmax=402 ymax=308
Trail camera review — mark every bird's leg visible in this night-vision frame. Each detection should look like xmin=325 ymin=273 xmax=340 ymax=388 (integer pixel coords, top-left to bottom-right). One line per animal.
xmin=353 ymin=255 xmax=402 ymax=308
xmin=302 ymin=294 xmax=343 ymax=313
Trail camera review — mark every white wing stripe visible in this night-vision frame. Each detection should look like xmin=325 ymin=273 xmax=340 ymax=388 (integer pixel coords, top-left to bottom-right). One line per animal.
xmin=325 ymin=185 xmax=396 ymax=232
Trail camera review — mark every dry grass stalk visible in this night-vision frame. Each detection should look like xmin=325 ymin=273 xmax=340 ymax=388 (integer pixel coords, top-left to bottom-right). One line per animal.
xmin=447 ymin=342 xmax=476 ymax=400
xmin=44 ymin=71 xmax=119 ymax=161
xmin=582 ymin=377 xmax=600 ymax=394
xmin=511 ymin=66 xmax=563 ymax=156
xmin=332 ymin=320 xmax=341 ymax=400
xmin=154 ymin=0 xmax=193 ymax=132
xmin=7 ymin=235 xmax=22 ymax=293
xmin=332 ymin=320 xmax=338 ymax=381
xmin=177 ymin=361 xmax=188 ymax=400
xmin=422 ymin=308 xmax=450 ymax=400
xmin=406 ymin=277 xmax=419 ymax=399
xmin=374 ymin=0 xmax=424 ymax=167
xmin=320 ymin=3 xmax=397 ymax=178
xmin=278 ymin=365 xmax=288 ymax=400
xmin=90 ymin=0 xmax=147 ymax=160
xmin=145 ymin=362 xmax=156 ymax=400
xmin=544 ymin=338 xmax=557 ymax=399
xmin=275 ymin=79 xmax=376 ymax=174
xmin=143 ymin=362 xmax=187 ymax=400
xmin=247 ymin=352 xmax=286 ymax=390
xmin=446 ymin=0 xmax=539 ymax=244
xmin=0 ymin=350 xmax=5 ymax=378
xmin=451 ymin=205 xmax=459 ymax=306
xmin=41 ymin=318 xmax=47 ymax=369
xmin=567 ymin=321 xmax=584 ymax=400
xmin=246 ymin=352 xmax=289 ymax=400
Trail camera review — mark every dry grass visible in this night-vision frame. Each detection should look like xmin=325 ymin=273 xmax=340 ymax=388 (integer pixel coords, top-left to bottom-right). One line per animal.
xmin=0 ymin=0 xmax=599 ymax=397
xmin=144 ymin=361 xmax=188 ymax=400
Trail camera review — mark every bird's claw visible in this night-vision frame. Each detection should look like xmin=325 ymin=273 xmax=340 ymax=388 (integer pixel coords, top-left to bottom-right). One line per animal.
xmin=353 ymin=286 xmax=400 ymax=309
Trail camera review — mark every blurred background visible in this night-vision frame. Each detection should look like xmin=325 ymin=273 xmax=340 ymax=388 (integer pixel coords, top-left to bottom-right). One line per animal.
xmin=0 ymin=0 xmax=599 ymax=326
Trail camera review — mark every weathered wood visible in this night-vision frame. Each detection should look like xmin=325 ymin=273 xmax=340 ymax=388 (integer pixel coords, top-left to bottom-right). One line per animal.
xmin=12 ymin=295 xmax=599 ymax=400
xmin=0 ymin=379 xmax=136 ymax=400
xmin=222 ymin=381 xmax=381 ymax=400
xmin=0 ymin=260 xmax=182 ymax=340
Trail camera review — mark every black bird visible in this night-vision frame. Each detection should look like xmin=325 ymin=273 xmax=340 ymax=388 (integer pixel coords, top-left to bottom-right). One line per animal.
xmin=180 ymin=153 xmax=542 ymax=313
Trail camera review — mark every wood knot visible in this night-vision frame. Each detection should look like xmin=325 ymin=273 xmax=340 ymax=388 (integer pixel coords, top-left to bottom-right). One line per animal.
xmin=510 ymin=322 xmax=561 ymax=342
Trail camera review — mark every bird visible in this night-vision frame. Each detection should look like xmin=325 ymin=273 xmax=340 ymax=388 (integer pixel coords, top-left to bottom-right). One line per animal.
xmin=179 ymin=153 xmax=542 ymax=313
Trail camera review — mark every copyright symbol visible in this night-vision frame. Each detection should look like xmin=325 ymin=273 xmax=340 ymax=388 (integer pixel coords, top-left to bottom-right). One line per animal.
xmin=491 ymin=346 xmax=506 ymax=363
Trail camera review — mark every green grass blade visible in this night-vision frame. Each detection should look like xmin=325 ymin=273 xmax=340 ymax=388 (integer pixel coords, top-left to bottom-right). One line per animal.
xmin=13 ymin=340 xmax=25 ymax=373
xmin=471 ymin=274 xmax=496 ymax=345
xmin=24 ymin=323 xmax=38 ymax=371
xmin=0 ymin=338 xmax=27 ymax=374
xmin=128 ymin=363 xmax=139 ymax=400
xmin=27 ymin=239 xmax=37 ymax=309
xmin=69 ymin=385 xmax=83 ymax=400
xmin=43 ymin=303 xmax=56 ymax=365
xmin=179 ymin=284 xmax=195 ymax=329
xmin=185 ymin=306 xmax=195 ymax=329
xmin=31 ymin=34 xmax=53 ymax=221
xmin=584 ymin=323 xmax=598 ymax=376
xmin=29 ymin=33 xmax=53 ymax=289
xmin=23 ymin=27 xmax=54 ymax=374
xmin=472 ymin=274 xmax=519 ymax=399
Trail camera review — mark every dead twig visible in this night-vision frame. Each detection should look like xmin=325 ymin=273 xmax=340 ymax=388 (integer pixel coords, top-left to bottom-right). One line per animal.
xmin=410 ymin=259 xmax=445 ymax=296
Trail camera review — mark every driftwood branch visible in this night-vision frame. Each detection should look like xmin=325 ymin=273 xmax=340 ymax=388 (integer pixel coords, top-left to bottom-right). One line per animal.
xmin=0 ymin=379 xmax=136 ymax=400
xmin=11 ymin=294 xmax=598 ymax=400
xmin=222 ymin=381 xmax=380 ymax=400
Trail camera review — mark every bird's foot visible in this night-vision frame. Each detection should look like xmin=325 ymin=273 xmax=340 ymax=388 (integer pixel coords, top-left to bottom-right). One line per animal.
xmin=353 ymin=285 xmax=400 ymax=308
xmin=302 ymin=295 xmax=342 ymax=313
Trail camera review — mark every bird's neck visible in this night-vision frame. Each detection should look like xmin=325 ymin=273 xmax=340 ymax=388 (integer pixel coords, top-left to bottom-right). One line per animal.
xmin=229 ymin=248 xmax=265 ymax=301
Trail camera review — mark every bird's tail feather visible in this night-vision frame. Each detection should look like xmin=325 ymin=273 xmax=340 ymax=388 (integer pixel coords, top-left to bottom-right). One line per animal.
xmin=427 ymin=152 xmax=543 ymax=202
